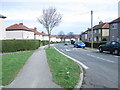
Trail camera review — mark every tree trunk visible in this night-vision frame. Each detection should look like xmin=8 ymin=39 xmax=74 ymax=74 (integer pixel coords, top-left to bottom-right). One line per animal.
xmin=48 ymin=34 xmax=51 ymax=48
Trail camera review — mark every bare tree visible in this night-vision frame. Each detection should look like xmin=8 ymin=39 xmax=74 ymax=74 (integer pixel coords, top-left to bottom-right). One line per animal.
xmin=58 ymin=31 xmax=65 ymax=41
xmin=38 ymin=7 xmax=62 ymax=48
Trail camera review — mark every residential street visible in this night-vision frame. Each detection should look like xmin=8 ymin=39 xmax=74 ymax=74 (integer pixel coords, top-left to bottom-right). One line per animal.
xmin=53 ymin=44 xmax=119 ymax=88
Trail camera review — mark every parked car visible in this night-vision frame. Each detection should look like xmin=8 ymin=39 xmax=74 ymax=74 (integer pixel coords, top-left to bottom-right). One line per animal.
xmin=74 ymin=41 xmax=86 ymax=48
xmin=64 ymin=42 xmax=70 ymax=45
xmin=99 ymin=41 xmax=120 ymax=55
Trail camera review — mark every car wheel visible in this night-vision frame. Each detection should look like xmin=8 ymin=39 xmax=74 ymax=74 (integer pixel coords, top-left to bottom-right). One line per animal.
xmin=113 ymin=49 xmax=119 ymax=55
xmin=99 ymin=48 xmax=103 ymax=52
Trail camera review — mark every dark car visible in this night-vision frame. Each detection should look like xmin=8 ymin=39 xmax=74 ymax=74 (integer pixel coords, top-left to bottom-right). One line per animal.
xmin=99 ymin=41 xmax=120 ymax=55
xmin=74 ymin=41 xmax=86 ymax=48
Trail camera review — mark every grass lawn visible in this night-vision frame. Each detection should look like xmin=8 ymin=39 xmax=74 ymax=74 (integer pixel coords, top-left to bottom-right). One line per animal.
xmin=0 ymin=52 xmax=33 ymax=85
xmin=46 ymin=48 xmax=81 ymax=88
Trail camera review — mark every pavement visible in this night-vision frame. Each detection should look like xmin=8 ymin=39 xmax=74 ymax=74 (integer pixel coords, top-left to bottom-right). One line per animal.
xmin=3 ymin=47 xmax=61 ymax=88
xmin=54 ymin=44 xmax=119 ymax=88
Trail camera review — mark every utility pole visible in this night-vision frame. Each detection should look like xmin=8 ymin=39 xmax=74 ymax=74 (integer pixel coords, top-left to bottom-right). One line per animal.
xmin=91 ymin=10 xmax=93 ymax=48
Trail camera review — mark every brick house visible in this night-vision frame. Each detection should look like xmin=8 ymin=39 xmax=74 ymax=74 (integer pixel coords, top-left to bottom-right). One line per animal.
xmin=81 ymin=31 xmax=88 ymax=41
xmin=109 ymin=17 xmax=120 ymax=41
xmin=86 ymin=28 xmax=92 ymax=41
xmin=93 ymin=21 xmax=109 ymax=42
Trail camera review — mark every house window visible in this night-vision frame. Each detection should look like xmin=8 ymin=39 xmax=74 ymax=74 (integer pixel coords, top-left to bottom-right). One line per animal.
xmin=94 ymin=30 xmax=96 ymax=34
xmin=111 ymin=23 xmax=118 ymax=29
xmin=85 ymin=34 xmax=87 ymax=39
xmin=94 ymin=37 xmax=96 ymax=41
xmin=99 ymin=29 xmax=101 ymax=34
xmin=99 ymin=37 xmax=101 ymax=41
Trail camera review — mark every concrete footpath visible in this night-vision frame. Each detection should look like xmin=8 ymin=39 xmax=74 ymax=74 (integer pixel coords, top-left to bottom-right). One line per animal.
xmin=4 ymin=47 xmax=62 ymax=88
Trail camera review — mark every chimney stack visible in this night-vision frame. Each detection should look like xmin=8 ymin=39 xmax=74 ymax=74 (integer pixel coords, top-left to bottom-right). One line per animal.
xmin=19 ymin=23 xmax=23 ymax=25
xmin=34 ymin=27 xmax=37 ymax=31
xmin=99 ymin=21 xmax=103 ymax=25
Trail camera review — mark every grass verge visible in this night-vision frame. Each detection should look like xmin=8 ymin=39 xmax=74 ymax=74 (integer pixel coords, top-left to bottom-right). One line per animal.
xmin=1 ymin=52 xmax=33 ymax=85
xmin=46 ymin=48 xmax=81 ymax=88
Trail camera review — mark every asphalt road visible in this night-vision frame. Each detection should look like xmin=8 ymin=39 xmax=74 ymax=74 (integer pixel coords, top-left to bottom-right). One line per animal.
xmin=53 ymin=44 xmax=119 ymax=88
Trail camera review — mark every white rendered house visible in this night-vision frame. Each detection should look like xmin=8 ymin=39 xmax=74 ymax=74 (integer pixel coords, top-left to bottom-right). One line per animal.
xmin=34 ymin=31 xmax=43 ymax=40
xmin=6 ymin=23 xmax=35 ymax=39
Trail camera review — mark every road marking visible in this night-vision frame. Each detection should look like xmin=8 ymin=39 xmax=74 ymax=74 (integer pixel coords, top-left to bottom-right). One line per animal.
xmin=87 ymin=54 xmax=115 ymax=63
xmin=65 ymin=49 xmax=70 ymax=52
xmin=114 ymin=56 xmax=119 ymax=58
xmin=54 ymin=47 xmax=89 ymax=69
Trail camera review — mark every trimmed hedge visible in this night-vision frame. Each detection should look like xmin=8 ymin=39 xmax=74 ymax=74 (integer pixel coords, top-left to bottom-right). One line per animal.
xmin=1 ymin=40 xmax=66 ymax=52
xmin=2 ymin=40 xmax=41 ymax=52
xmin=41 ymin=40 xmax=49 ymax=46
xmin=84 ymin=41 xmax=107 ymax=48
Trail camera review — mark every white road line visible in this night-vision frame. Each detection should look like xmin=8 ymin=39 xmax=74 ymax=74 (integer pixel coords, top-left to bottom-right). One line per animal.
xmin=65 ymin=49 xmax=70 ymax=52
xmin=114 ymin=56 xmax=119 ymax=58
xmin=87 ymin=54 xmax=115 ymax=63
xmin=54 ymin=47 xmax=89 ymax=70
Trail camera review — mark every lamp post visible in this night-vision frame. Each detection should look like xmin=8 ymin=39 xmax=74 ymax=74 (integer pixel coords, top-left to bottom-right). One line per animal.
xmin=91 ymin=10 xmax=93 ymax=48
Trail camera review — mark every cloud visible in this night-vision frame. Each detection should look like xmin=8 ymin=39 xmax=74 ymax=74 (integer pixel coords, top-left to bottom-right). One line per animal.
xmin=2 ymin=0 xmax=119 ymax=34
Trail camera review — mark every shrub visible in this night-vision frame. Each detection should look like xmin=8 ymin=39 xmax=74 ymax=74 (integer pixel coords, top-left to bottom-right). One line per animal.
xmin=71 ymin=40 xmax=75 ymax=44
xmin=41 ymin=40 xmax=49 ymax=46
xmin=102 ymin=38 xmax=107 ymax=41
xmin=2 ymin=40 xmax=41 ymax=52
xmin=84 ymin=41 xmax=107 ymax=48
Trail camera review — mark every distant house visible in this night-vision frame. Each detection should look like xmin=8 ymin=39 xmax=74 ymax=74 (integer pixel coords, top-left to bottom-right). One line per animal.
xmin=6 ymin=23 xmax=35 ymax=39
xmin=0 ymin=14 xmax=6 ymax=40
xmin=109 ymin=17 xmax=120 ymax=41
xmin=74 ymin=35 xmax=80 ymax=41
xmin=56 ymin=36 xmax=61 ymax=42
xmin=34 ymin=28 xmax=43 ymax=40
xmin=93 ymin=21 xmax=109 ymax=42
xmin=41 ymin=32 xmax=49 ymax=41
xmin=81 ymin=31 xmax=88 ymax=41
xmin=86 ymin=28 xmax=92 ymax=41
xmin=81 ymin=21 xmax=109 ymax=42
xmin=50 ymin=35 xmax=57 ymax=42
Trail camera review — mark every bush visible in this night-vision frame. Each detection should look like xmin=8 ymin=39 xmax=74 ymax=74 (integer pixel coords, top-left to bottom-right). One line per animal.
xmin=71 ymin=40 xmax=75 ymax=44
xmin=2 ymin=40 xmax=41 ymax=52
xmin=84 ymin=41 xmax=107 ymax=48
xmin=102 ymin=38 xmax=107 ymax=41
xmin=41 ymin=40 xmax=49 ymax=46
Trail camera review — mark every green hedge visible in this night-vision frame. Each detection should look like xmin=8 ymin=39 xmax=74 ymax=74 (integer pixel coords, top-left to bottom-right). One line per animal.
xmin=41 ymin=40 xmax=49 ymax=46
xmin=84 ymin=41 xmax=107 ymax=48
xmin=2 ymin=40 xmax=41 ymax=52
xmin=1 ymin=40 xmax=66 ymax=52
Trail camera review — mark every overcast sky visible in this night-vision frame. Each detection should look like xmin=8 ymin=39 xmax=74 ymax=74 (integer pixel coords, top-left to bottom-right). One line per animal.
xmin=1 ymin=0 xmax=119 ymax=35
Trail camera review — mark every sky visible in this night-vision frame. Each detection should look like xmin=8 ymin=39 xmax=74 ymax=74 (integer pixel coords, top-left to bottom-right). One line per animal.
xmin=1 ymin=0 xmax=119 ymax=35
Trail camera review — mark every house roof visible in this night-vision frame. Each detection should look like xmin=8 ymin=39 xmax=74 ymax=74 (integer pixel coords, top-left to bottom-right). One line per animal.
xmin=109 ymin=17 xmax=120 ymax=24
xmin=41 ymin=32 xmax=48 ymax=36
xmin=0 ymin=14 xmax=6 ymax=18
xmin=93 ymin=22 xmax=109 ymax=29
xmin=82 ymin=31 xmax=87 ymax=35
xmin=6 ymin=23 xmax=35 ymax=32
xmin=34 ymin=31 xmax=42 ymax=35
xmin=50 ymin=35 xmax=57 ymax=38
